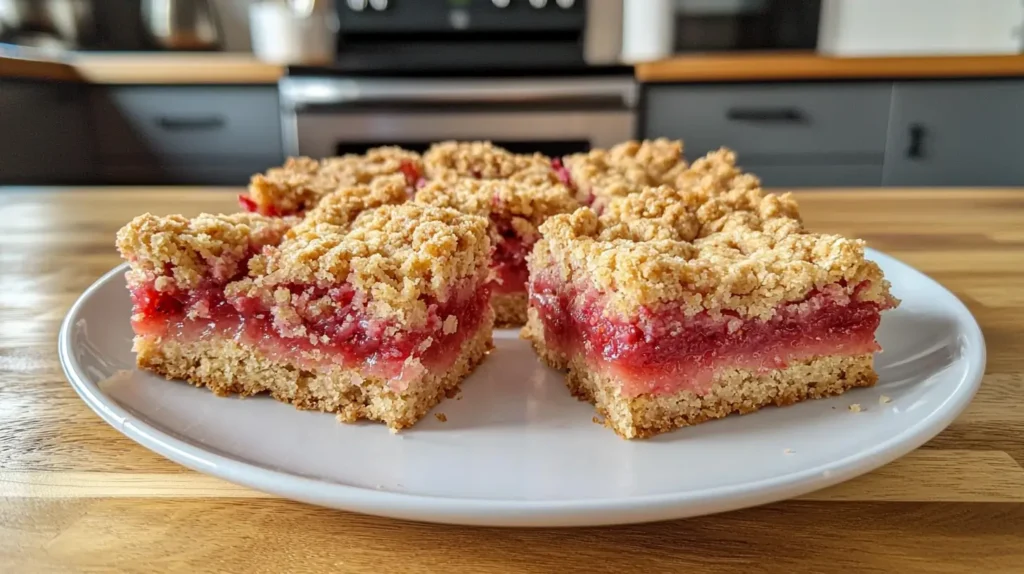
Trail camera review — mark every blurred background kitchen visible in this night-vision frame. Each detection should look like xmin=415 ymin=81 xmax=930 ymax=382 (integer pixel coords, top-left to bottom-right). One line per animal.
xmin=1 ymin=0 xmax=1023 ymax=187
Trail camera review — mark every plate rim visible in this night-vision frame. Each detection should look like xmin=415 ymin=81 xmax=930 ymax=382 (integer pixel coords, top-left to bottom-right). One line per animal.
xmin=59 ymin=249 xmax=987 ymax=527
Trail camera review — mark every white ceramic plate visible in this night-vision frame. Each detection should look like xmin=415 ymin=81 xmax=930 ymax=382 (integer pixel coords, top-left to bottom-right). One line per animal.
xmin=60 ymin=249 xmax=985 ymax=527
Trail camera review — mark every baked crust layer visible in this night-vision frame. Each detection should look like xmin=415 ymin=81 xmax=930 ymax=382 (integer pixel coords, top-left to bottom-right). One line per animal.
xmin=134 ymin=307 xmax=494 ymax=431
xmin=493 ymin=292 xmax=529 ymax=328
xmin=564 ymin=352 xmax=876 ymax=440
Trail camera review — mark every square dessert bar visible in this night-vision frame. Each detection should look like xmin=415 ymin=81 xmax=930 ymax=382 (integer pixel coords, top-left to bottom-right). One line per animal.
xmin=415 ymin=177 xmax=579 ymax=326
xmin=523 ymin=185 xmax=898 ymax=439
xmin=117 ymin=181 xmax=493 ymax=431
xmin=240 ymin=146 xmax=424 ymax=216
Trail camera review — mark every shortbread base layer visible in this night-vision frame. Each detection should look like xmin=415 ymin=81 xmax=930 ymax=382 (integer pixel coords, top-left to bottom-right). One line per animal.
xmin=134 ymin=309 xmax=494 ymax=431
xmin=565 ymin=353 xmax=876 ymax=439
xmin=523 ymin=311 xmax=876 ymax=438
xmin=493 ymin=292 xmax=529 ymax=327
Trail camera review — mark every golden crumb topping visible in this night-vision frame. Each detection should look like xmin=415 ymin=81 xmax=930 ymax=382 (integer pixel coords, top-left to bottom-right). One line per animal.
xmin=286 ymin=178 xmax=409 ymax=237
xmin=531 ymin=207 xmax=892 ymax=320
xmin=601 ymin=185 xmax=801 ymax=242
xmin=414 ymin=178 xmax=579 ymax=226
xmin=116 ymin=212 xmax=294 ymax=291
xmin=673 ymin=148 xmax=761 ymax=194
xmin=415 ymin=178 xmax=579 ymax=252
xmin=561 ymin=139 xmax=687 ymax=206
xmin=423 ymin=141 xmax=552 ymax=180
xmin=247 ymin=147 xmax=421 ymax=214
xmin=230 ymin=204 xmax=490 ymax=328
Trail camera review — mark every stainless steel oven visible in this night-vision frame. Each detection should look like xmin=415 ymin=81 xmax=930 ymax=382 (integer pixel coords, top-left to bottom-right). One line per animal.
xmin=279 ymin=75 xmax=638 ymax=158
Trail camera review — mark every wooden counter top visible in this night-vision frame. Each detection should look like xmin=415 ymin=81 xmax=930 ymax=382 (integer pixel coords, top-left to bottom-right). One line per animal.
xmin=636 ymin=52 xmax=1024 ymax=83
xmin=1 ymin=187 xmax=1023 ymax=572
xmin=0 ymin=53 xmax=282 ymax=84
xmin=8 ymin=51 xmax=1024 ymax=85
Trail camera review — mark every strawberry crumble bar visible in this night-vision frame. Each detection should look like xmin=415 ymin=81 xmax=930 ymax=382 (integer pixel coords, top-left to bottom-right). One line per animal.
xmin=415 ymin=178 xmax=579 ymax=326
xmin=116 ymin=186 xmax=493 ymax=430
xmin=240 ymin=146 xmax=423 ymax=216
xmin=522 ymin=186 xmax=898 ymax=439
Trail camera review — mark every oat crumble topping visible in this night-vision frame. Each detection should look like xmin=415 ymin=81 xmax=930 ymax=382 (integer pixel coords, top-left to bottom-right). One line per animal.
xmin=248 ymin=147 xmax=421 ymax=214
xmin=116 ymin=212 xmax=294 ymax=291
xmin=423 ymin=141 xmax=552 ymax=180
xmin=672 ymin=147 xmax=762 ymax=195
xmin=600 ymin=185 xmax=801 ymax=243
xmin=531 ymin=198 xmax=893 ymax=320
xmin=230 ymin=203 xmax=490 ymax=327
xmin=561 ymin=139 xmax=688 ymax=204
xmin=414 ymin=178 xmax=579 ymax=228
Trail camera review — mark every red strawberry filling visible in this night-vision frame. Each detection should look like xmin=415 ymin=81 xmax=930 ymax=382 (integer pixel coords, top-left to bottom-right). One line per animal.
xmin=129 ymin=277 xmax=490 ymax=387
xmin=237 ymin=194 xmax=283 ymax=217
xmin=530 ymin=276 xmax=891 ymax=397
xmin=489 ymin=218 xmax=533 ymax=295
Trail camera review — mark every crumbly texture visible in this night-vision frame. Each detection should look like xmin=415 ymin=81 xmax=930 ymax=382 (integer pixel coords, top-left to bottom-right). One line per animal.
xmin=414 ymin=178 xmax=578 ymax=228
xmin=247 ymin=147 xmax=421 ymax=214
xmin=493 ymin=292 xmax=529 ymax=328
xmin=229 ymin=202 xmax=491 ymax=328
xmin=600 ymin=184 xmax=801 ymax=243
xmin=531 ymin=203 xmax=893 ymax=320
xmin=561 ymin=139 xmax=688 ymax=206
xmin=115 ymin=212 xmax=295 ymax=291
xmin=672 ymin=147 xmax=762 ymax=195
xmin=564 ymin=353 xmax=877 ymax=439
xmin=285 ymin=178 xmax=409 ymax=237
xmin=422 ymin=141 xmax=553 ymax=181
xmin=133 ymin=307 xmax=494 ymax=431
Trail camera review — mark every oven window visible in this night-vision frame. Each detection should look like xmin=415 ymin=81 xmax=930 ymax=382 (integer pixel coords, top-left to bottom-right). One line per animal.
xmin=335 ymin=140 xmax=591 ymax=157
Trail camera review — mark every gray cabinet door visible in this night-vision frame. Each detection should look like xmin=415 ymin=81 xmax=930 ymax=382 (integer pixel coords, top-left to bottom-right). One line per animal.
xmin=88 ymin=86 xmax=283 ymax=185
xmin=884 ymin=81 xmax=1024 ymax=186
xmin=643 ymin=83 xmax=892 ymax=188
xmin=0 ymin=80 xmax=94 ymax=184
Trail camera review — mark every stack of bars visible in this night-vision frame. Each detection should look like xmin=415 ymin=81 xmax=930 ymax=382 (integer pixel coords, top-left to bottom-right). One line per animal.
xmin=116 ymin=139 xmax=898 ymax=438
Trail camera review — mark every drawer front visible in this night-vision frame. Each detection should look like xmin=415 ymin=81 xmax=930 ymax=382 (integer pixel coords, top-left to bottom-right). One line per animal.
xmin=739 ymin=162 xmax=883 ymax=188
xmin=884 ymin=80 xmax=1024 ymax=186
xmin=643 ymin=83 xmax=892 ymax=160
xmin=91 ymin=86 xmax=283 ymax=159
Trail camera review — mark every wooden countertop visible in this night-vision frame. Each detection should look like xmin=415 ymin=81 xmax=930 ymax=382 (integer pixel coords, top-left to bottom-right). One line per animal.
xmin=636 ymin=52 xmax=1024 ymax=83
xmin=2 ymin=187 xmax=1023 ymax=572
xmin=0 ymin=53 xmax=283 ymax=84
xmin=7 ymin=51 xmax=1024 ymax=85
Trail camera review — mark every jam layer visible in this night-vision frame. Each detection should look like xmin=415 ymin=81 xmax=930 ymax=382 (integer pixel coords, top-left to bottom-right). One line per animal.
xmin=490 ymin=217 xmax=531 ymax=295
xmin=530 ymin=277 xmax=887 ymax=397
xmin=130 ymin=278 xmax=489 ymax=387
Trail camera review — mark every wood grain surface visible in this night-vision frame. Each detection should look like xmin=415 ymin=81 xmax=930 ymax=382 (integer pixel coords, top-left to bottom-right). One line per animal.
xmin=9 ymin=52 xmax=1024 ymax=85
xmin=1 ymin=187 xmax=1023 ymax=573
xmin=0 ymin=54 xmax=282 ymax=84
xmin=635 ymin=52 xmax=1024 ymax=83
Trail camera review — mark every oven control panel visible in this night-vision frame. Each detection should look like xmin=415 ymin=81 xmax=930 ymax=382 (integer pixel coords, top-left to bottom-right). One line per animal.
xmin=338 ymin=0 xmax=585 ymax=33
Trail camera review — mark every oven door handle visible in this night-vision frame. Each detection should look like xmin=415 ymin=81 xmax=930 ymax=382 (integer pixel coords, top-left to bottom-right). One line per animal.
xmin=280 ymin=77 xmax=639 ymax=109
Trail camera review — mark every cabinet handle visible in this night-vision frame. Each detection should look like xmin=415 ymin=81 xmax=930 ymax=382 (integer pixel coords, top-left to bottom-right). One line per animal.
xmin=725 ymin=107 xmax=806 ymax=123
xmin=906 ymin=124 xmax=926 ymax=159
xmin=155 ymin=116 xmax=226 ymax=131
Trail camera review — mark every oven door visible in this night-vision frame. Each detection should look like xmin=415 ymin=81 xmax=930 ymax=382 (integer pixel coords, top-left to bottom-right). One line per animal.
xmin=280 ymin=77 xmax=638 ymax=158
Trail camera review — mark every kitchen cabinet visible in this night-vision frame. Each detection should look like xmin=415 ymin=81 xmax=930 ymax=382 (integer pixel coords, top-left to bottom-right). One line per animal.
xmin=0 ymin=79 xmax=94 ymax=185
xmin=88 ymin=86 xmax=284 ymax=185
xmin=883 ymin=80 xmax=1024 ymax=186
xmin=642 ymin=82 xmax=891 ymax=187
